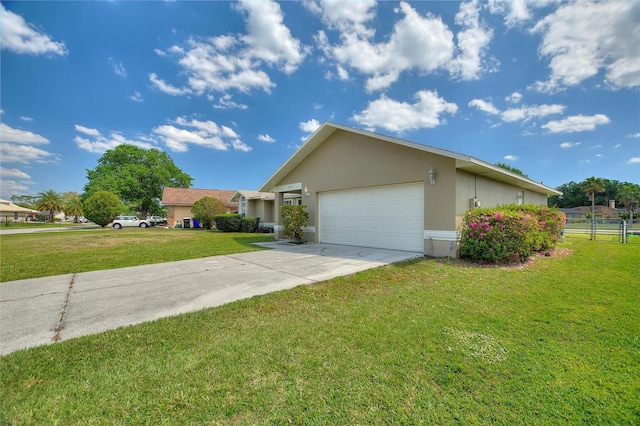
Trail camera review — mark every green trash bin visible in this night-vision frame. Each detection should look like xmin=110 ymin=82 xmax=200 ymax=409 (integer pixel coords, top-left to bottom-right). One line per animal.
xmin=183 ymin=218 xmax=191 ymax=229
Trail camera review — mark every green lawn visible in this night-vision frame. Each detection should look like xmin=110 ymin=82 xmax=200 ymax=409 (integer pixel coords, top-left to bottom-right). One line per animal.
xmin=0 ymin=228 xmax=274 ymax=282
xmin=1 ymin=235 xmax=638 ymax=424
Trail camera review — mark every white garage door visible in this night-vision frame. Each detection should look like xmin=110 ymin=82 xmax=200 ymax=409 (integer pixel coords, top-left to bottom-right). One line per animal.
xmin=318 ymin=182 xmax=424 ymax=252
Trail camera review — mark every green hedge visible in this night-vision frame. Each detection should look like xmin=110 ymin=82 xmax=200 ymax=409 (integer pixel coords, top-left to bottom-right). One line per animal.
xmin=213 ymin=214 xmax=242 ymax=232
xmin=241 ymin=216 xmax=260 ymax=233
xmin=213 ymin=214 xmax=261 ymax=233
xmin=459 ymin=204 xmax=565 ymax=264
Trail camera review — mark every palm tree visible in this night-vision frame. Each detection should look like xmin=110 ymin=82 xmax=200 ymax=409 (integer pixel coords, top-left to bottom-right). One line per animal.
xmin=618 ymin=184 xmax=640 ymax=226
xmin=35 ymin=189 xmax=64 ymax=223
xmin=581 ymin=177 xmax=605 ymax=239
xmin=65 ymin=194 xmax=84 ymax=223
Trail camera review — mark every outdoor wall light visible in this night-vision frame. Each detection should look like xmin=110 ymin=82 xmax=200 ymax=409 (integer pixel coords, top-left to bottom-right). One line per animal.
xmin=304 ymin=186 xmax=310 ymax=197
xmin=428 ymin=168 xmax=436 ymax=185
xmin=517 ymin=192 xmax=523 ymax=204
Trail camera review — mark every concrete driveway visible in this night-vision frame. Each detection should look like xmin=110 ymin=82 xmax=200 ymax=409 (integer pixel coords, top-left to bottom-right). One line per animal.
xmin=0 ymin=243 xmax=420 ymax=355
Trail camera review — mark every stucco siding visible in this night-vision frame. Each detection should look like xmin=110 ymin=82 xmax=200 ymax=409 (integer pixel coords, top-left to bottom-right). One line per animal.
xmin=248 ymin=199 xmax=274 ymax=224
xmin=274 ymin=129 xmax=458 ymax=251
xmin=455 ymin=170 xmax=550 ymax=231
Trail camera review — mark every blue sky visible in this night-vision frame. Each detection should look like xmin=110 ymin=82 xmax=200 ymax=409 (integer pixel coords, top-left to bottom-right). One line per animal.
xmin=1 ymin=0 xmax=638 ymax=200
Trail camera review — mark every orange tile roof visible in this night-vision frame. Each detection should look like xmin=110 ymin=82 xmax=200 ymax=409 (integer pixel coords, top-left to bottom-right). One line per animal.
xmin=161 ymin=188 xmax=238 ymax=208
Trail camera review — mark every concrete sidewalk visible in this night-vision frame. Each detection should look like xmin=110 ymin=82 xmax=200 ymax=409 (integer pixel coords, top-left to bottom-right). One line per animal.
xmin=0 ymin=243 xmax=420 ymax=355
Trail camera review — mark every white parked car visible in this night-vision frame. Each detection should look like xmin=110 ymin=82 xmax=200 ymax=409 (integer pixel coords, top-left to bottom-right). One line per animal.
xmin=110 ymin=216 xmax=151 ymax=229
xmin=146 ymin=215 xmax=167 ymax=225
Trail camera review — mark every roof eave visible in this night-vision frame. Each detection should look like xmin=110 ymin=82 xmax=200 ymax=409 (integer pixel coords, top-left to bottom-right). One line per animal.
xmin=258 ymin=121 xmax=562 ymax=197
xmin=456 ymin=158 xmax=562 ymax=196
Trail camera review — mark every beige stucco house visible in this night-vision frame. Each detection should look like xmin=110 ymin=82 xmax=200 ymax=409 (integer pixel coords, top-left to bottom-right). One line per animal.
xmin=162 ymin=188 xmax=238 ymax=228
xmin=0 ymin=199 xmax=39 ymax=223
xmin=230 ymin=190 xmax=303 ymax=231
xmin=259 ymin=122 xmax=561 ymax=257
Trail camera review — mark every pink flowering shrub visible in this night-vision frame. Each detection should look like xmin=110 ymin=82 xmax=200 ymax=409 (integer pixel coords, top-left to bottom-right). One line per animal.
xmin=459 ymin=204 xmax=565 ymax=264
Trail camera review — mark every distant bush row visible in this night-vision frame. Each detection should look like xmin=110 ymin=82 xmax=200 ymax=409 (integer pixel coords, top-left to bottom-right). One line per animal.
xmin=459 ymin=204 xmax=565 ymax=264
xmin=213 ymin=214 xmax=260 ymax=233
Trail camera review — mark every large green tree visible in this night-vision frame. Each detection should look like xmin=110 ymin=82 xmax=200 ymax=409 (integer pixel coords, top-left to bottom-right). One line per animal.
xmin=84 ymin=145 xmax=192 ymax=218
xmin=191 ymin=197 xmax=227 ymax=230
xmin=83 ymin=191 xmax=122 ymax=227
xmin=35 ymin=189 xmax=64 ymax=223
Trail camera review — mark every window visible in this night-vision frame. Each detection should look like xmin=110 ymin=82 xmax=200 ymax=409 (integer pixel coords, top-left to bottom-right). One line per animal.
xmin=239 ymin=197 xmax=246 ymax=217
xmin=283 ymin=198 xmax=303 ymax=206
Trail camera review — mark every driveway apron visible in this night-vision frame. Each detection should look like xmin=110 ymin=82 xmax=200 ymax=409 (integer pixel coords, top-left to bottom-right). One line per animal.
xmin=1 ymin=243 xmax=420 ymax=355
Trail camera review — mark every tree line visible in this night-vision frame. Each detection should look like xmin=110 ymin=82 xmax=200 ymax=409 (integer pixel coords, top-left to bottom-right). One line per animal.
xmin=548 ymin=177 xmax=640 ymax=214
xmin=10 ymin=144 xmax=192 ymax=226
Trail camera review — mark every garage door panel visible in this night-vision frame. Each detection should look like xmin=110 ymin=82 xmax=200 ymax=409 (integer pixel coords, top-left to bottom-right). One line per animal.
xmin=319 ymin=183 xmax=424 ymax=252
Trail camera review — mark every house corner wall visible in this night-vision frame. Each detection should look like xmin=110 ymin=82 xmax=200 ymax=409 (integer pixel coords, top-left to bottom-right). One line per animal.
xmin=423 ymin=158 xmax=458 ymax=257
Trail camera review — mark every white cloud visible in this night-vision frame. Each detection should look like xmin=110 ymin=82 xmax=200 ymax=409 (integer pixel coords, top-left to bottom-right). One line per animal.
xmin=0 ymin=4 xmax=67 ymax=55
xmin=152 ymin=117 xmax=250 ymax=153
xmin=315 ymin=1 xmax=492 ymax=92
xmin=352 ymin=90 xmax=458 ymax=133
xmin=0 ymin=123 xmax=49 ymax=144
xmin=531 ymin=1 xmax=640 ymax=92
xmin=487 ymin=0 xmax=543 ymax=28
xmin=129 ymin=91 xmax=144 ymax=102
xmin=501 ymin=104 xmax=565 ymax=122
xmin=152 ymin=0 xmax=306 ymax=97
xmin=542 ymin=114 xmax=611 ymax=133
xmin=231 ymin=139 xmax=252 ymax=152
xmin=0 ymin=143 xmax=56 ymax=164
xmin=448 ymin=0 xmax=494 ymax=80
xmin=149 ymin=73 xmax=191 ymax=96
xmin=212 ymin=94 xmax=248 ymax=110
xmin=628 ymin=157 xmax=640 ymax=164
xmin=0 ymin=180 xmax=32 ymax=198
xmin=0 ymin=167 xmax=31 ymax=179
xmin=560 ymin=142 xmax=581 ymax=149
xmin=109 ymin=58 xmax=127 ymax=77
xmin=614 ymin=144 xmax=622 ymax=149
xmin=299 ymin=119 xmax=321 ymax=134
xmin=74 ymin=125 xmax=156 ymax=154
xmin=19 ymin=116 xmax=33 ymax=122
xmin=306 ymin=0 xmax=377 ymax=35
xmin=74 ymin=124 xmax=101 ymax=137
xmin=258 ymin=134 xmax=276 ymax=143
xmin=469 ymin=101 xmax=565 ymax=123
xmin=234 ymin=1 xmax=307 ymax=74
xmin=627 ymin=133 xmax=640 ymax=139
xmin=505 ymin=92 xmax=522 ymax=103
xmin=504 ymin=155 xmax=518 ymax=161
xmin=469 ymin=99 xmax=499 ymax=115
xmin=221 ymin=125 xmax=239 ymax=139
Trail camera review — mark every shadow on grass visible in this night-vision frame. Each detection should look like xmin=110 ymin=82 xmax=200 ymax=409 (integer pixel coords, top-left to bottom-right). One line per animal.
xmin=231 ymin=234 xmax=275 ymax=248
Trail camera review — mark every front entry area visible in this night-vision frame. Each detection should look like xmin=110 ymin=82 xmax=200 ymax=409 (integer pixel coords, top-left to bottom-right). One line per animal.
xmin=318 ymin=182 xmax=424 ymax=252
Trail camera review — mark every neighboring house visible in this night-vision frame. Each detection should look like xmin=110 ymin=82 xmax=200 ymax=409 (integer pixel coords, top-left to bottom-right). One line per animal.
xmin=0 ymin=199 xmax=39 ymax=222
xmin=571 ymin=205 xmax=621 ymax=218
xmin=259 ymin=122 xmax=562 ymax=257
xmin=230 ymin=190 xmax=302 ymax=231
xmin=161 ymin=188 xmax=238 ymax=228
xmin=560 ymin=208 xmax=587 ymax=219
